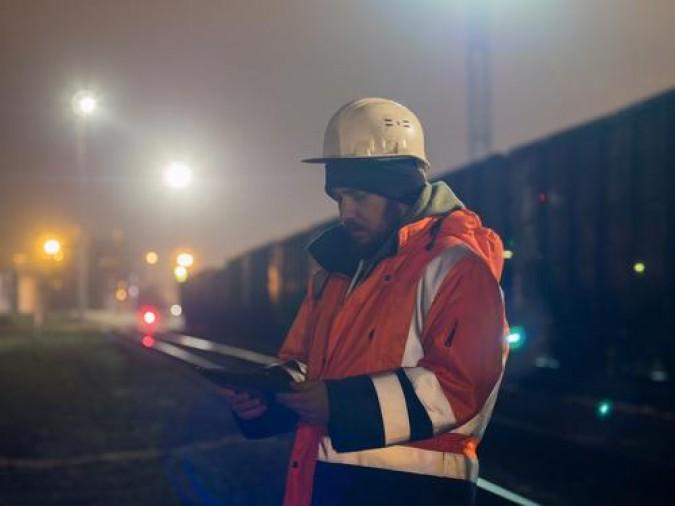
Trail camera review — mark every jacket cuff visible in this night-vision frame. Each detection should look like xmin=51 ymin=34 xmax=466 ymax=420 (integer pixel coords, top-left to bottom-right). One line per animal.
xmin=325 ymin=370 xmax=434 ymax=452
xmin=326 ymin=374 xmax=384 ymax=452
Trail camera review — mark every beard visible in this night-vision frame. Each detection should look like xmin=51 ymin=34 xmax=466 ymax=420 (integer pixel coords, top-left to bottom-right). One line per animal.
xmin=346 ymin=201 xmax=405 ymax=259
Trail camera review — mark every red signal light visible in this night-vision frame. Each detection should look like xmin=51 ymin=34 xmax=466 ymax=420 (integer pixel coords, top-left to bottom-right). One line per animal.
xmin=138 ymin=305 xmax=160 ymax=330
xmin=142 ymin=335 xmax=155 ymax=348
xmin=143 ymin=310 xmax=157 ymax=325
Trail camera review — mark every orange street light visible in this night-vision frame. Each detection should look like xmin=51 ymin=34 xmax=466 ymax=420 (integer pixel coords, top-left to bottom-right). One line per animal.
xmin=174 ymin=265 xmax=188 ymax=283
xmin=176 ymin=252 xmax=194 ymax=268
xmin=42 ymin=238 xmax=64 ymax=262
xmin=43 ymin=239 xmax=61 ymax=256
xmin=145 ymin=251 xmax=159 ymax=265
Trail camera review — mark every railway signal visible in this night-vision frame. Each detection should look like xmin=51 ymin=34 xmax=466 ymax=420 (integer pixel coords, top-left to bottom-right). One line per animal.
xmin=139 ymin=305 xmax=160 ymax=333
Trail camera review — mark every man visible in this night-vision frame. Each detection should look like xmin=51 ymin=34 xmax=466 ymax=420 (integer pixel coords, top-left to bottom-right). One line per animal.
xmin=223 ymin=98 xmax=508 ymax=505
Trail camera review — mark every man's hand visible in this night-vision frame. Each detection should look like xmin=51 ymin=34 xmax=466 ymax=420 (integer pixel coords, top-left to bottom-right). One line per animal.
xmin=219 ymin=388 xmax=268 ymax=420
xmin=275 ymin=380 xmax=330 ymax=425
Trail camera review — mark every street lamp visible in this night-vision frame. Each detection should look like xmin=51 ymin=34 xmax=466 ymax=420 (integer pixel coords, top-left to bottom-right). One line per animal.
xmin=174 ymin=265 xmax=188 ymax=283
xmin=163 ymin=161 xmax=193 ymax=189
xmin=145 ymin=251 xmax=159 ymax=265
xmin=42 ymin=238 xmax=64 ymax=263
xmin=72 ymin=90 xmax=98 ymax=117
xmin=43 ymin=239 xmax=62 ymax=257
xmin=176 ymin=252 xmax=194 ymax=268
xmin=72 ymin=89 xmax=99 ymax=320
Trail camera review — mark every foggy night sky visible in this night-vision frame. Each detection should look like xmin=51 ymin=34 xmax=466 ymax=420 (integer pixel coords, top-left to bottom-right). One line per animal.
xmin=1 ymin=0 xmax=674 ymax=270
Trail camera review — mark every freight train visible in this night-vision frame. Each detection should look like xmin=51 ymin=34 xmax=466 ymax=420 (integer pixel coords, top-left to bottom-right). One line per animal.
xmin=181 ymin=89 xmax=675 ymax=406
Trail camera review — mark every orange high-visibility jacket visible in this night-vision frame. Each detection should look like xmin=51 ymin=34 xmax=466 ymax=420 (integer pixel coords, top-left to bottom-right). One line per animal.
xmin=272 ymin=208 xmax=509 ymax=505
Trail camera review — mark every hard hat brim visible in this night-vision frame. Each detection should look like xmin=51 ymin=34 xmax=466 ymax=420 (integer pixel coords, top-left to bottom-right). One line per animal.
xmin=302 ymin=155 xmax=427 ymax=165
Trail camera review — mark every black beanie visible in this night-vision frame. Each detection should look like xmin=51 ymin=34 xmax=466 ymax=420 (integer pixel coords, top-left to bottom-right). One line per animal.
xmin=325 ymin=158 xmax=427 ymax=205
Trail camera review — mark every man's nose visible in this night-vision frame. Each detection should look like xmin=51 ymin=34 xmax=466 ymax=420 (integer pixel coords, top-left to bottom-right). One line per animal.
xmin=339 ymin=199 xmax=356 ymax=222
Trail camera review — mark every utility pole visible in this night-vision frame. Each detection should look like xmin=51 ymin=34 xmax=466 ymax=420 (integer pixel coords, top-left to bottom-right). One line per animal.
xmin=72 ymin=90 xmax=98 ymax=320
xmin=75 ymin=120 xmax=89 ymax=320
xmin=466 ymin=1 xmax=492 ymax=161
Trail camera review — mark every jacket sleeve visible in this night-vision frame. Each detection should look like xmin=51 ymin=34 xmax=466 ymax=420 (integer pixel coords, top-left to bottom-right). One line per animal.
xmin=325 ymin=252 xmax=506 ymax=452
xmin=234 ymin=286 xmax=317 ymax=438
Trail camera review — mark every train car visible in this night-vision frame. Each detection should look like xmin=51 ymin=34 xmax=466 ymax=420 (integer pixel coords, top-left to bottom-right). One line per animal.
xmin=182 ymin=88 xmax=675 ymax=402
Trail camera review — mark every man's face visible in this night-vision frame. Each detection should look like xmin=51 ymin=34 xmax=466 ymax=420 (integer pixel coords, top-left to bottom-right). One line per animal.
xmin=331 ymin=187 xmax=408 ymax=258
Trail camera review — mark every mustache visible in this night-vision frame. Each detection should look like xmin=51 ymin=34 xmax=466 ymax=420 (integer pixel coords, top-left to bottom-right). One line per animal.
xmin=342 ymin=222 xmax=366 ymax=234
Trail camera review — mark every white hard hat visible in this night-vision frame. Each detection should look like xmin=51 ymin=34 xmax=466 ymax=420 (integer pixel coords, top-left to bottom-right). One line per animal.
xmin=303 ymin=97 xmax=430 ymax=168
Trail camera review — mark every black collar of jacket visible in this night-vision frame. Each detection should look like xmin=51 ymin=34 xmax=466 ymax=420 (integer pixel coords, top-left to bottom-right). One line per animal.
xmin=307 ymin=181 xmax=465 ymax=277
xmin=306 ymin=224 xmax=362 ymax=276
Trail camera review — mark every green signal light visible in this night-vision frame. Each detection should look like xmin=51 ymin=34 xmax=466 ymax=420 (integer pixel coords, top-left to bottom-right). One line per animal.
xmin=596 ymin=400 xmax=613 ymax=419
xmin=506 ymin=326 xmax=526 ymax=350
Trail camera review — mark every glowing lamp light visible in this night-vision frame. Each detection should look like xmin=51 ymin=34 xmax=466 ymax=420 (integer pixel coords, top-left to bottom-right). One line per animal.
xmin=633 ymin=262 xmax=645 ymax=274
xmin=170 ymin=304 xmax=182 ymax=316
xmin=163 ymin=161 xmax=193 ymax=189
xmin=43 ymin=239 xmax=62 ymax=256
xmin=506 ymin=326 xmax=526 ymax=350
xmin=143 ymin=310 xmax=157 ymax=325
xmin=176 ymin=252 xmax=194 ymax=268
xmin=72 ymin=90 xmax=98 ymax=117
xmin=596 ymin=399 xmax=613 ymax=419
xmin=145 ymin=251 xmax=159 ymax=265
xmin=138 ymin=305 xmax=160 ymax=332
xmin=174 ymin=265 xmax=188 ymax=283
xmin=142 ymin=335 xmax=156 ymax=348
xmin=503 ymin=249 xmax=514 ymax=260
xmin=115 ymin=288 xmax=128 ymax=302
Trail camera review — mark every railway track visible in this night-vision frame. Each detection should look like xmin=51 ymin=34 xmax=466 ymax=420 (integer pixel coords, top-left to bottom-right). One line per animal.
xmin=120 ymin=329 xmax=542 ymax=506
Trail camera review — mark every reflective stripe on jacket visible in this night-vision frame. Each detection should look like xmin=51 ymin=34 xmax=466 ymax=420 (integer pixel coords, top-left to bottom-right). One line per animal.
xmin=279 ymin=209 xmax=508 ymax=506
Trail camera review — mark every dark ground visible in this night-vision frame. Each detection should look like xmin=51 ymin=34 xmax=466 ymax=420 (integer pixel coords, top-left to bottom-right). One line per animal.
xmin=0 ymin=331 xmax=291 ymax=505
xmin=0 ymin=327 xmax=672 ymax=505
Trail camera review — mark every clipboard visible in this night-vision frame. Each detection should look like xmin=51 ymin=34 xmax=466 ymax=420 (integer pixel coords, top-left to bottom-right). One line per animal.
xmin=192 ymin=365 xmax=294 ymax=397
